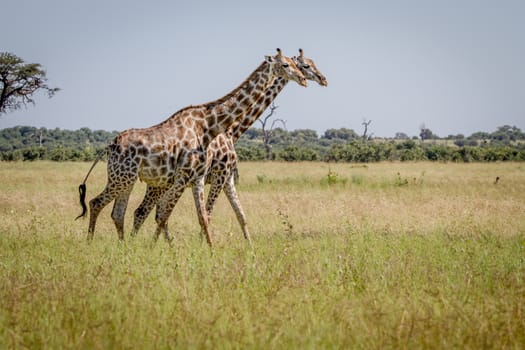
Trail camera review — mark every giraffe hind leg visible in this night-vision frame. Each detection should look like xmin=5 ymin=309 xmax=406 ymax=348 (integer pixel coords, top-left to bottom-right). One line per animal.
xmin=154 ymin=184 xmax=185 ymax=244
xmin=205 ymin=172 xmax=226 ymax=220
xmin=111 ymin=187 xmax=133 ymax=240
xmin=132 ymin=186 xmax=167 ymax=236
xmin=202 ymin=170 xmax=227 ymax=240
xmin=88 ymin=186 xmax=117 ymax=240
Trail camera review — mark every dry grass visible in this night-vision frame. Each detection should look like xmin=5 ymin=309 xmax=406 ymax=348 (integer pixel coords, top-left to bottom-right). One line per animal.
xmin=1 ymin=161 xmax=524 ymax=349
xmin=233 ymin=162 xmax=525 ymax=238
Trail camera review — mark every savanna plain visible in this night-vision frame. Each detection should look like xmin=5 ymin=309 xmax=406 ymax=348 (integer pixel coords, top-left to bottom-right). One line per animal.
xmin=1 ymin=161 xmax=524 ymax=349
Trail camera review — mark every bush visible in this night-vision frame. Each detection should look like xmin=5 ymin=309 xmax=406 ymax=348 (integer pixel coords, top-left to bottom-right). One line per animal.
xmin=22 ymin=147 xmax=45 ymax=161
xmin=424 ymin=145 xmax=452 ymax=161
xmin=279 ymin=146 xmax=319 ymax=161
xmin=236 ymin=146 xmax=266 ymax=161
xmin=1 ymin=150 xmax=23 ymax=161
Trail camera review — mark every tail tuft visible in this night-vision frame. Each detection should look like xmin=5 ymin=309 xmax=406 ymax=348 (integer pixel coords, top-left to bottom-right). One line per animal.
xmin=75 ymin=183 xmax=87 ymax=220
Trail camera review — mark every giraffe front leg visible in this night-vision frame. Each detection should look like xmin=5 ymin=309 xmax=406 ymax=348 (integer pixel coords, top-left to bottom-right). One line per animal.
xmin=193 ymin=178 xmax=213 ymax=247
xmin=224 ymin=174 xmax=251 ymax=243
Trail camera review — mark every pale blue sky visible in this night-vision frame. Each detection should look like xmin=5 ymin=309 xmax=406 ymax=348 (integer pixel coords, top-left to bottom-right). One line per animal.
xmin=2 ymin=0 xmax=524 ymax=137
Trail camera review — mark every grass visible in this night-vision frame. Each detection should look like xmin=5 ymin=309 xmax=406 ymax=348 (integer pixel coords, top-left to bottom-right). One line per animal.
xmin=0 ymin=161 xmax=524 ymax=349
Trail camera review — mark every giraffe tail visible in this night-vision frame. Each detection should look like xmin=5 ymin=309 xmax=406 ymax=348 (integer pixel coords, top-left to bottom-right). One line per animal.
xmin=75 ymin=150 xmax=105 ymax=220
xmin=75 ymin=183 xmax=88 ymax=220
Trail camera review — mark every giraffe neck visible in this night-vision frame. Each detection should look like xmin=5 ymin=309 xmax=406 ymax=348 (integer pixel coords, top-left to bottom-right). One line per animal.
xmin=196 ymin=61 xmax=274 ymax=147
xmin=229 ymin=77 xmax=288 ymax=142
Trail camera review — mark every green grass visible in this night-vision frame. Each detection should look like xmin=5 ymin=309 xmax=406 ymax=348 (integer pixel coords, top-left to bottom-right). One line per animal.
xmin=1 ymin=161 xmax=524 ymax=349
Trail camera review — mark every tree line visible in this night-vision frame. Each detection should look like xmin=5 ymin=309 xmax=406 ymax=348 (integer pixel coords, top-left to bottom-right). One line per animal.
xmin=2 ymin=53 xmax=524 ymax=163
xmin=0 ymin=126 xmax=118 ymax=161
xmin=1 ymin=125 xmax=524 ymax=162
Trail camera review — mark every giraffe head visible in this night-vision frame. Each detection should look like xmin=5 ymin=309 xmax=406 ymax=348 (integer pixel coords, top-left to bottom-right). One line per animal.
xmin=265 ymin=48 xmax=307 ymax=87
xmin=293 ymin=48 xmax=328 ymax=87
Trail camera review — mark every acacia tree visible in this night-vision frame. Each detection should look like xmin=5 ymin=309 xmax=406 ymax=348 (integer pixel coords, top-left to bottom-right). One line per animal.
xmin=0 ymin=52 xmax=59 ymax=115
xmin=258 ymin=102 xmax=286 ymax=160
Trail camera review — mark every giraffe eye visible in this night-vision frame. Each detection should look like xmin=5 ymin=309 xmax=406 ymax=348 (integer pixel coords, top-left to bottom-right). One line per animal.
xmin=303 ymin=64 xmax=310 ymax=69
xmin=282 ymin=63 xmax=289 ymax=68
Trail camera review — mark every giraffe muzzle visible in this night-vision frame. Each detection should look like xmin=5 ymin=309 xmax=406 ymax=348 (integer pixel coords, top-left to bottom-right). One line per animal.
xmin=298 ymin=77 xmax=308 ymax=87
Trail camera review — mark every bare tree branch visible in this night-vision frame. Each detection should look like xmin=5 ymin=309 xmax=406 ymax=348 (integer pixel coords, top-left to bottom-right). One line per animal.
xmin=258 ymin=102 xmax=287 ymax=160
xmin=362 ymin=119 xmax=372 ymax=141
xmin=270 ymin=118 xmax=287 ymax=133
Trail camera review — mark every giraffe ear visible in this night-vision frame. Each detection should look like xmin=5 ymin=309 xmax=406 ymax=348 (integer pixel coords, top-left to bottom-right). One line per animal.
xmin=265 ymin=55 xmax=274 ymax=63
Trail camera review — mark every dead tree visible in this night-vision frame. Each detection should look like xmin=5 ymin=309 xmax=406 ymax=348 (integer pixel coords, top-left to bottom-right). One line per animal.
xmin=258 ymin=102 xmax=286 ymax=160
xmin=362 ymin=119 xmax=372 ymax=141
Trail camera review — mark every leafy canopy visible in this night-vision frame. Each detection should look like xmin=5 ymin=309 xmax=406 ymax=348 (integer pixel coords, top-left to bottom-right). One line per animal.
xmin=0 ymin=52 xmax=59 ymax=115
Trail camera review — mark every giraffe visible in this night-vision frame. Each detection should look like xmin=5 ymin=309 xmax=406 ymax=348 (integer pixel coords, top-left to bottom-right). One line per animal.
xmin=201 ymin=48 xmax=327 ymax=242
xmin=139 ymin=49 xmax=327 ymax=243
xmin=76 ymin=49 xmax=307 ymax=246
